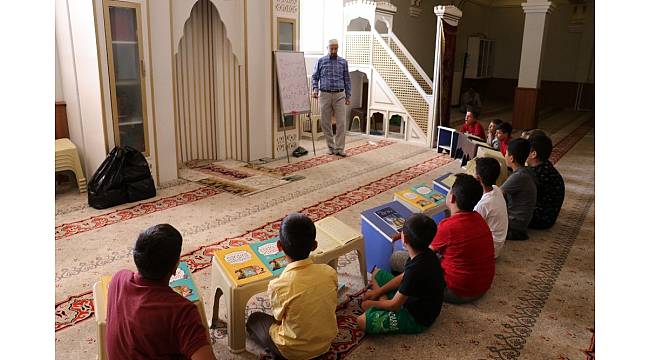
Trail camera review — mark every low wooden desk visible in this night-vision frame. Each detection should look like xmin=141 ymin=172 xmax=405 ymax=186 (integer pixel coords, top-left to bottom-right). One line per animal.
xmin=209 ymin=220 xmax=366 ymax=353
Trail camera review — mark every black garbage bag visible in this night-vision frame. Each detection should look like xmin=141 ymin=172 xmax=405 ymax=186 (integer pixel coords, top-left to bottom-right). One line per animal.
xmin=292 ymin=146 xmax=308 ymax=158
xmin=88 ymin=146 xmax=156 ymax=209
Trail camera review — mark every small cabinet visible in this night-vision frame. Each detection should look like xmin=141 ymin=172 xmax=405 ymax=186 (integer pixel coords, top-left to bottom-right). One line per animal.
xmin=464 ymin=36 xmax=494 ymax=79
xmin=103 ymin=1 xmax=149 ymax=154
xmin=95 ymin=0 xmax=157 ymax=181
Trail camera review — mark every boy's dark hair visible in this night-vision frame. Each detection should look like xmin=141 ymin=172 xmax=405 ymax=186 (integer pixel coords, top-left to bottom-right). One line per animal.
xmin=507 ymin=138 xmax=531 ymax=165
xmin=279 ymin=213 xmax=316 ymax=260
xmin=133 ymin=224 xmax=182 ymax=280
xmin=529 ymin=134 xmax=553 ymax=161
xmin=402 ymin=214 xmax=437 ymax=252
xmin=468 ymin=110 xmax=479 ymax=119
xmin=475 ymin=157 xmax=501 ymax=187
xmin=524 ymin=128 xmax=547 ymax=139
xmin=491 ymin=118 xmax=503 ymax=126
xmin=496 ymin=122 xmax=512 ymax=136
xmin=451 ymin=173 xmax=484 ymax=211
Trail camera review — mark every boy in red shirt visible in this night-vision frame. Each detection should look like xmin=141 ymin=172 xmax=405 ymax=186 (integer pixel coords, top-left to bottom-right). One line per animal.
xmin=431 ymin=173 xmax=495 ymax=304
xmin=106 ymin=224 xmax=215 ymax=360
xmin=495 ymin=122 xmax=513 ymax=156
xmin=459 ymin=110 xmax=486 ymax=140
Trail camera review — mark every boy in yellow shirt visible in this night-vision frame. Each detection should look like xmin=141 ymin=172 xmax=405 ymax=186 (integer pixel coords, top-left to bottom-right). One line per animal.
xmin=246 ymin=213 xmax=338 ymax=359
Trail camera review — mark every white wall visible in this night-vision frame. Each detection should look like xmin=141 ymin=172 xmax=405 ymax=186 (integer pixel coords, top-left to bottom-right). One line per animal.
xmin=454 ymin=1 xmax=490 ymax=71
xmin=55 ymin=0 xmax=107 ymax=178
xmin=247 ymin=0 xmax=273 ymax=160
xmin=484 ymin=2 xmax=594 ymax=83
xmin=486 ymin=6 xmax=524 ymax=79
xmin=302 ymin=0 xmax=344 ymax=77
xmin=541 ymin=2 xmax=594 ymax=83
xmin=148 ymin=1 xmax=178 ymax=183
xmin=387 ymin=1 xmax=594 ymax=85
xmin=391 ymin=0 xmax=437 ymax=77
xmin=55 ymin=45 xmax=64 ymax=102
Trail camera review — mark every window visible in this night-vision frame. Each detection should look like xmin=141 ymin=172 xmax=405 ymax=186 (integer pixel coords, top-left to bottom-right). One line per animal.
xmin=299 ymin=0 xmax=324 ymax=54
xmin=278 ymin=20 xmax=294 ymax=51
xmin=278 ymin=18 xmax=296 ymax=130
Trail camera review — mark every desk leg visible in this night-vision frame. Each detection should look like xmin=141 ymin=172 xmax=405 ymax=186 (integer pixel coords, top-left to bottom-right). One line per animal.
xmin=327 ymin=258 xmax=338 ymax=271
xmin=356 ymin=248 xmax=368 ymax=286
xmin=227 ymin=290 xmax=248 ymax=353
xmin=209 ymin=288 xmax=223 ymax=329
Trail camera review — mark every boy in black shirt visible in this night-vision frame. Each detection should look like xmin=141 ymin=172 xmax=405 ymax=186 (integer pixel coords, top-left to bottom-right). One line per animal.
xmin=357 ymin=214 xmax=445 ymax=334
xmin=527 ymin=134 xmax=565 ymax=228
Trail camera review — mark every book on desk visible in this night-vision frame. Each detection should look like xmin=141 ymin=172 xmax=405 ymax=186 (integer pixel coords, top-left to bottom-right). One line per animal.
xmin=313 ymin=216 xmax=362 ymax=255
xmin=463 ymin=147 xmax=509 ymax=186
xmin=100 ymin=261 xmax=201 ymax=302
xmin=213 ymin=217 xmax=360 ymax=286
xmin=360 ymin=201 xmax=413 ymax=272
xmin=410 ymin=183 xmax=446 ymax=204
xmin=214 ymin=245 xmax=273 ymax=286
xmin=361 ymin=201 xmax=412 ymax=240
xmin=249 ymin=237 xmax=289 ymax=277
xmin=169 ymin=262 xmax=201 ymax=302
xmin=433 ymin=172 xmax=457 ymax=195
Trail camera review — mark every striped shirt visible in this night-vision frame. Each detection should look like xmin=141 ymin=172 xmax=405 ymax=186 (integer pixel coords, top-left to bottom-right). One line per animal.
xmin=311 ymin=55 xmax=352 ymax=99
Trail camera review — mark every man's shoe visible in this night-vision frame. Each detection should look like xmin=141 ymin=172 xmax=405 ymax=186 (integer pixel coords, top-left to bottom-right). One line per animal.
xmin=326 ymin=149 xmax=335 ymax=155
xmin=337 ymin=150 xmax=348 ymax=157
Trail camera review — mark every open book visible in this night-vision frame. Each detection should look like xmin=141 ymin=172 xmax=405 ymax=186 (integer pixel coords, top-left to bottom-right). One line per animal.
xmin=411 ymin=183 xmax=446 ymax=204
xmin=475 ymin=146 xmax=508 ymax=185
xmin=316 ymin=217 xmax=360 ymax=244
xmin=169 ymin=262 xmax=200 ymax=302
xmin=249 ymin=237 xmax=289 ymax=276
xmin=213 ymin=245 xmax=273 ymax=287
xmin=100 ymin=262 xmax=201 ymax=302
xmin=313 ymin=216 xmax=361 ymax=255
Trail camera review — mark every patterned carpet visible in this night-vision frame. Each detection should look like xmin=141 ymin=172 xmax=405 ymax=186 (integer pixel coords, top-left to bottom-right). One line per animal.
xmin=54 ymin=111 xmax=594 ymax=359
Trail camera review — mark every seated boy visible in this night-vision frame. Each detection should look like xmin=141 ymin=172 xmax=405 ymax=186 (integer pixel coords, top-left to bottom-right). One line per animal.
xmin=246 ymin=213 xmax=338 ymax=360
xmin=106 ymin=224 xmax=216 ymax=360
xmin=473 ymin=157 xmax=508 ymax=258
xmin=495 ymin=122 xmax=513 ymax=156
xmin=459 ymin=110 xmax=486 ymax=140
xmin=432 ymin=174 xmax=495 ymax=303
xmin=527 ymin=134 xmax=565 ymax=229
xmin=501 ymin=138 xmax=537 ymax=240
xmin=486 ymin=119 xmax=503 ymax=151
xmin=358 ymin=214 xmax=444 ymax=334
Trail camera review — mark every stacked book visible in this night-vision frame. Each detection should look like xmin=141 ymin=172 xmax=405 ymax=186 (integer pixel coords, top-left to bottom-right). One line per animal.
xmin=393 ymin=184 xmax=447 ymax=217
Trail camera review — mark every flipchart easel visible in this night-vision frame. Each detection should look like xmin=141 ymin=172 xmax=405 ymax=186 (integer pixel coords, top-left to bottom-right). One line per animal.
xmin=273 ymin=51 xmax=316 ymax=163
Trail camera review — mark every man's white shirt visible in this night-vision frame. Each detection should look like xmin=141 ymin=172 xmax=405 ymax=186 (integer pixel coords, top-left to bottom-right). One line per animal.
xmin=474 ymin=185 xmax=508 ymax=258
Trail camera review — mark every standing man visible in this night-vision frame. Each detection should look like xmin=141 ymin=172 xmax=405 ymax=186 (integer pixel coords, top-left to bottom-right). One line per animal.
xmin=312 ymin=39 xmax=352 ymax=157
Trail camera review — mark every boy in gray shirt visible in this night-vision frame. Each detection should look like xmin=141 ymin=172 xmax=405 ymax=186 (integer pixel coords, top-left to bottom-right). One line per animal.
xmin=501 ymin=138 xmax=537 ymax=240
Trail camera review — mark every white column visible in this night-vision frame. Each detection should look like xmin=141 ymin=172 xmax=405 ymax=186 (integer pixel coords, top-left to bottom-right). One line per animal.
xmin=428 ymin=5 xmax=461 ymax=147
xmin=55 ymin=0 xmax=107 ymax=177
xmin=518 ymin=0 xmax=555 ymax=88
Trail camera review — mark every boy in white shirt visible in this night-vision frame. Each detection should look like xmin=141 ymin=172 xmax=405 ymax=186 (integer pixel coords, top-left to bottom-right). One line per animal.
xmin=473 ymin=157 xmax=508 ymax=258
